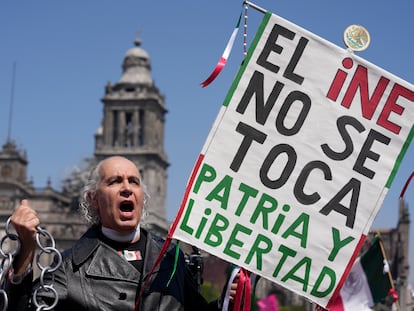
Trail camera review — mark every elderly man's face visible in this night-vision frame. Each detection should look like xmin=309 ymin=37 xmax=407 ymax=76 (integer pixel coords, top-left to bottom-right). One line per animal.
xmin=93 ymin=157 xmax=144 ymax=234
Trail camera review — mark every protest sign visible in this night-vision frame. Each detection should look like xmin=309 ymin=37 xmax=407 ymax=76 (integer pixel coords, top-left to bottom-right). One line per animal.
xmin=170 ymin=11 xmax=414 ymax=307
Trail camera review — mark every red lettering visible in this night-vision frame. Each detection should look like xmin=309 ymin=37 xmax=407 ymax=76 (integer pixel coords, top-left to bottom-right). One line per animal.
xmin=341 ymin=65 xmax=390 ymax=120
xmin=326 ymin=58 xmax=354 ymax=101
xmin=377 ymin=84 xmax=414 ymax=134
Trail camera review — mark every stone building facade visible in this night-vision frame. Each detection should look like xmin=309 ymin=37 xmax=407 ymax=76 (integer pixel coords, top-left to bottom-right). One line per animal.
xmin=0 ymin=140 xmax=88 ymax=251
xmin=0 ymin=37 xmax=169 ymax=254
xmin=93 ymin=36 xmax=169 ymax=235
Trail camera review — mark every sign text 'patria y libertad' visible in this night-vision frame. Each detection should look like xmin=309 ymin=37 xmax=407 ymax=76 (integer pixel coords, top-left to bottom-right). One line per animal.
xmin=171 ymin=12 xmax=414 ymax=308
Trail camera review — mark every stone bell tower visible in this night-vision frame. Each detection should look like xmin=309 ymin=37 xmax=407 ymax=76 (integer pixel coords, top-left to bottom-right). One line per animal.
xmin=0 ymin=140 xmax=30 ymax=212
xmin=94 ymin=37 xmax=169 ymax=234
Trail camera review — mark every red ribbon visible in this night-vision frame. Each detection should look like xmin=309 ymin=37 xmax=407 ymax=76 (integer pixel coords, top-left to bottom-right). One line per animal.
xmin=399 ymin=171 xmax=414 ymax=199
xmin=388 ymin=288 xmax=399 ymax=302
xmin=200 ymin=12 xmax=242 ymax=88
xmin=233 ymin=268 xmax=251 ymax=311
xmin=201 ymin=56 xmax=226 ymax=88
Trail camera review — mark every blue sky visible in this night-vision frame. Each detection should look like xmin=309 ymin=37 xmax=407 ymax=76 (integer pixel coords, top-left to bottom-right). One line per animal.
xmin=1 ymin=1 xmax=413 ymax=285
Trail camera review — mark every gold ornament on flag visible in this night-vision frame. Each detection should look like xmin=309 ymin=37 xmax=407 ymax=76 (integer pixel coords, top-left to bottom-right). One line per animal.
xmin=343 ymin=24 xmax=370 ymax=51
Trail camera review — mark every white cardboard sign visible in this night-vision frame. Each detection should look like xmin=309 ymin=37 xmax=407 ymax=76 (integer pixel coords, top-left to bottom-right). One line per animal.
xmin=171 ymin=12 xmax=414 ymax=307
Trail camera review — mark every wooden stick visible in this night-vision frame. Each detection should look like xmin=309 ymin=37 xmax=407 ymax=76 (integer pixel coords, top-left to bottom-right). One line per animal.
xmin=377 ymin=233 xmax=401 ymax=311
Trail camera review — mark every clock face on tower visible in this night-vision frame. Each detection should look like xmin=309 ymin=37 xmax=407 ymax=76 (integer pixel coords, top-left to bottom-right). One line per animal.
xmin=1 ymin=165 xmax=12 ymax=178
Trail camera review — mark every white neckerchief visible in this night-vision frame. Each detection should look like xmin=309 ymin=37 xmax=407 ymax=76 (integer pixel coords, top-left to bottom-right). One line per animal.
xmin=101 ymin=225 xmax=140 ymax=243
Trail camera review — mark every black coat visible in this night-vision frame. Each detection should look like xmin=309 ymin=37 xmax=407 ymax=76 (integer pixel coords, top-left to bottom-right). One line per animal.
xmin=7 ymin=227 xmax=221 ymax=311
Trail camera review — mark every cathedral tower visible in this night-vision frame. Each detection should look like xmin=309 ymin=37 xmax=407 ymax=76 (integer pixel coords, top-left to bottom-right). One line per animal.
xmin=94 ymin=38 xmax=169 ymax=234
xmin=0 ymin=140 xmax=30 ymax=212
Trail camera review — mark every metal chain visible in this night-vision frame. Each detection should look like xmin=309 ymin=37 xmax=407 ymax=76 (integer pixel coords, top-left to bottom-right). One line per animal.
xmin=0 ymin=218 xmax=21 ymax=311
xmin=33 ymin=226 xmax=62 ymax=310
xmin=0 ymin=217 xmax=62 ymax=311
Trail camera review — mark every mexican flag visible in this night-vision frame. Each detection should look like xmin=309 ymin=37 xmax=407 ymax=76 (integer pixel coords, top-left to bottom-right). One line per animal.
xmin=329 ymin=237 xmax=393 ymax=311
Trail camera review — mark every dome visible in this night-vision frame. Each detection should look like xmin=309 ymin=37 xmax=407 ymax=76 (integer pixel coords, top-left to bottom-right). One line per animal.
xmin=119 ymin=38 xmax=153 ymax=85
xmin=125 ymin=40 xmax=150 ymax=59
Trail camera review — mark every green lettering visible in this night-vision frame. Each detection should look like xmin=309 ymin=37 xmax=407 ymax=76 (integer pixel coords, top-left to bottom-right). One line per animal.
xmin=179 ymin=199 xmax=195 ymax=235
xmin=281 ymin=213 xmax=309 ymax=248
xmin=204 ymin=213 xmax=229 ymax=247
xmin=235 ymin=183 xmax=258 ymax=216
xmin=273 ymin=244 xmax=297 ymax=278
xmin=195 ymin=208 xmax=212 ymax=239
xmin=281 ymin=257 xmax=311 ymax=292
xmin=271 ymin=204 xmax=290 ymax=234
xmin=205 ymin=175 xmax=232 ymax=210
xmin=328 ymin=228 xmax=354 ymax=261
xmin=250 ymin=193 xmax=278 ymax=229
xmin=310 ymin=266 xmax=336 ymax=298
xmin=223 ymin=224 xmax=252 ymax=260
xmin=245 ymin=234 xmax=272 ymax=270
xmin=193 ymin=163 xmax=216 ymax=194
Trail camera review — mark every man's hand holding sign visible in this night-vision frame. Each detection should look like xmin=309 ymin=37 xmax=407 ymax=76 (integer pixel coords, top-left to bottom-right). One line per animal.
xmin=170 ymin=10 xmax=414 ymax=308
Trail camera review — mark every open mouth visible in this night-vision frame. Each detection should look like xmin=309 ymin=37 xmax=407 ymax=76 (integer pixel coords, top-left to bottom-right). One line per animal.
xmin=120 ymin=201 xmax=134 ymax=212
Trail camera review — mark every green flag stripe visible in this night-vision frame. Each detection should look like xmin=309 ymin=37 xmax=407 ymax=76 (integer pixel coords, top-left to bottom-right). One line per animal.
xmin=360 ymin=237 xmax=392 ymax=303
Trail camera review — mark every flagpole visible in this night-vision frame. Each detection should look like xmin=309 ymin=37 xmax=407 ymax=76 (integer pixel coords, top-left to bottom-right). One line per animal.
xmin=377 ymin=235 xmax=401 ymax=311
xmin=243 ymin=1 xmax=266 ymax=14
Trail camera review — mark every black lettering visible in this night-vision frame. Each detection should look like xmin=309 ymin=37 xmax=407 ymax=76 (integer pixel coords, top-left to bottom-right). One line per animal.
xmin=353 ymin=129 xmax=391 ymax=179
xmin=257 ymin=24 xmax=295 ymax=74
xmin=294 ymin=161 xmax=332 ymax=205
xmin=319 ymin=178 xmax=361 ymax=229
xmin=236 ymin=70 xmax=285 ymax=125
xmin=284 ymin=37 xmax=308 ymax=85
xmin=230 ymin=122 xmax=267 ymax=172
xmin=260 ymin=144 xmax=296 ymax=189
xmin=321 ymin=115 xmax=365 ymax=161
xmin=276 ymin=90 xmax=311 ymax=136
